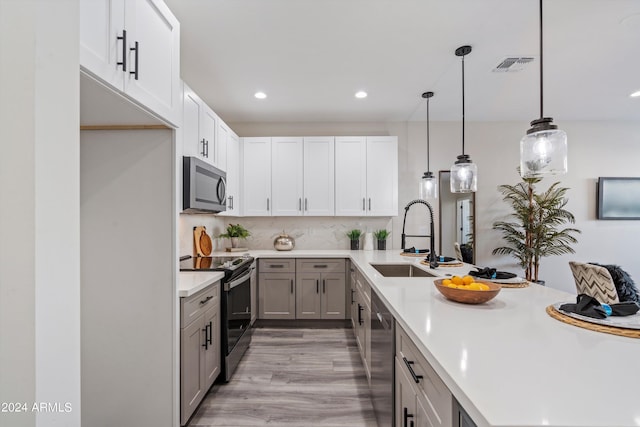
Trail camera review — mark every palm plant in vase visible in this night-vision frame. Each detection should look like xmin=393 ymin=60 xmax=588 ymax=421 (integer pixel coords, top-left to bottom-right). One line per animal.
xmin=219 ymin=223 xmax=251 ymax=248
xmin=492 ymin=169 xmax=580 ymax=283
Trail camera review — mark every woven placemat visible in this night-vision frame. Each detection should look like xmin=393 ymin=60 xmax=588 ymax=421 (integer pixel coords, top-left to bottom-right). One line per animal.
xmin=400 ymin=252 xmax=429 ymax=257
xmin=420 ymin=260 xmax=464 ymax=268
xmin=546 ymin=305 xmax=640 ymax=339
xmin=496 ymin=281 xmax=530 ymax=289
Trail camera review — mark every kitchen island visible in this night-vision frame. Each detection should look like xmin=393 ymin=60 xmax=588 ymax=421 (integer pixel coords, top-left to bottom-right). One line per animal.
xmin=181 ymin=249 xmax=640 ymax=427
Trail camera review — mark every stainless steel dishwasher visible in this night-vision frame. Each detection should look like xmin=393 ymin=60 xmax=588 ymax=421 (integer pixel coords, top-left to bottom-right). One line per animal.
xmin=370 ymin=290 xmax=394 ymax=426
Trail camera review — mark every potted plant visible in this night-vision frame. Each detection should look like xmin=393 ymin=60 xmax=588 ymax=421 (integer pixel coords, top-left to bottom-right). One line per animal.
xmin=373 ymin=229 xmax=390 ymax=250
xmin=219 ymin=223 xmax=251 ymax=248
xmin=346 ymin=229 xmax=362 ymax=250
xmin=492 ymin=169 xmax=581 ymax=283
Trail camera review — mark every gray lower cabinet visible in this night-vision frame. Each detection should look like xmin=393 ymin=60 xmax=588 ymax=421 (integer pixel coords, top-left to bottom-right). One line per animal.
xmin=180 ymin=282 xmax=220 ymax=426
xmin=351 ymin=265 xmax=371 ymax=380
xmin=295 ymin=259 xmax=346 ymax=319
xmin=259 ymin=259 xmax=296 ymax=319
xmin=453 ymin=399 xmax=478 ymax=427
xmin=395 ymin=325 xmax=452 ymax=427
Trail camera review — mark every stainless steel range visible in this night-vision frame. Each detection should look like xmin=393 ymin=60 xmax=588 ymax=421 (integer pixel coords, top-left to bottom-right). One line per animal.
xmin=180 ymin=255 xmax=255 ymax=382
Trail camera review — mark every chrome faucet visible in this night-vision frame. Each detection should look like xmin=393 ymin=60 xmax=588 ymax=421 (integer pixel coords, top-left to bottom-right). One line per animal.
xmin=401 ymin=199 xmax=439 ymax=269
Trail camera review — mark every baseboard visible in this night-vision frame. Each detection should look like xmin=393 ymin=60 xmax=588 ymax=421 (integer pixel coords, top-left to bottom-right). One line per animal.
xmin=254 ymin=319 xmax=352 ymax=329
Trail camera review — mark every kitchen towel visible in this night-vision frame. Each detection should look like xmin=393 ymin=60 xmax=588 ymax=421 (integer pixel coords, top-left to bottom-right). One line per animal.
xmin=468 ymin=267 xmax=517 ymax=280
xmin=560 ymin=294 xmax=640 ymax=319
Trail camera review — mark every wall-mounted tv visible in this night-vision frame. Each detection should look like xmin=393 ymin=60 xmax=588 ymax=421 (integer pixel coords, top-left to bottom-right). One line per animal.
xmin=597 ymin=177 xmax=640 ymax=220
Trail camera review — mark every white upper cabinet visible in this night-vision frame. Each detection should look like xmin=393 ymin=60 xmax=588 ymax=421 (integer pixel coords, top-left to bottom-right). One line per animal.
xmin=303 ymin=137 xmax=335 ymax=216
xmin=366 ymin=136 xmax=398 ymax=216
xmin=241 ymin=138 xmax=272 ymax=216
xmin=221 ymin=131 xmax=240 ymax=216
xmin=271 ymin=137 xmax=304 ymax=216
xmin=217 ymin=120 xmax=228 ymax=173
xmin=182 ymin=83 xmax=217 ymax=166
xmin=335 ymin=137 xmax=368 ymax=216
xmin=335 ymin=136 xmax=397 ymax=216
xmin=80 ymin=0 xmax=181 ymax=126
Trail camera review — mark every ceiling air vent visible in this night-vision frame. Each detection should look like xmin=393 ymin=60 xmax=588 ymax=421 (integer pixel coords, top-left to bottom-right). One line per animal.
xmin=492 ymin=57 xmax=534 ymax=73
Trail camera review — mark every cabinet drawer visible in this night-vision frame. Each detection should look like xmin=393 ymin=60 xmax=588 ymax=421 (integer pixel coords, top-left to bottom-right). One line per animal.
xmin=296 ymin=258 xmax=345 ymax=273
xmin=259 ymin=258 xmax=295 ymax=273
xmin=355 ymin=268 xmax=371 ymax=307
xmin=181 ymin=283 xmax=220 ymax=327
xmin=396 ymin=325 xmax=452 ymax=427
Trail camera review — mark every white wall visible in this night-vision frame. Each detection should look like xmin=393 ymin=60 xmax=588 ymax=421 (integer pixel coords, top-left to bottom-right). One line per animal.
xmin=0 ymin=1 xmax=81 ymax=426
xmin=230 ymin=120 xmax=640 ymax=293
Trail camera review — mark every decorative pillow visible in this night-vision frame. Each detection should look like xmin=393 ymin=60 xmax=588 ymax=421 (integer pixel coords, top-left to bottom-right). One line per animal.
xmin=590 ymin=263 xmax=640 ymax=304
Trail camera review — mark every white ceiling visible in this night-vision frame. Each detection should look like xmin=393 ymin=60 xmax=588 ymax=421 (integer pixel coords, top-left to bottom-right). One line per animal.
xmin=164 ymin=0 xmax=640 ymax=123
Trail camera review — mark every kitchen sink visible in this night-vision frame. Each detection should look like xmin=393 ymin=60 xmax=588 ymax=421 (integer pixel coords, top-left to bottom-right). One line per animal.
xmin=370 ymin=263 xmax=437 ymax=278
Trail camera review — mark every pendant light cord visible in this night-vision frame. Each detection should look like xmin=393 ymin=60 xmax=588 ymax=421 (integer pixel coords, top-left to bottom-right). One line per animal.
xmin=539 ymin=0 xmax=544 ymax=118
xmin=461 ymin=53 xmax=466 ymax=156
xmin=426 ymin=97 xmax=430 ymax=171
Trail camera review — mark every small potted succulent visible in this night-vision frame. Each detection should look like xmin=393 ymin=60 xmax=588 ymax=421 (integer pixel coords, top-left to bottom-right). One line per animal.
xmin=219 ymin=223 xmax=251 ymax=248
xmin=346 ymin=229 xmax=362 ymax=250
xmin=373 ymin=229 xmax=390 ymax=250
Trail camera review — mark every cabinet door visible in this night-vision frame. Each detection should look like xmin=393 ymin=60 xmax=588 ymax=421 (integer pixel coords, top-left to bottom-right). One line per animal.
xmin=199 ymin=106 xmax=217 ymax=165
xmin=366 ymin=136 xmax=398 ymax=216
xmin=124 ymin=0 xmax=181 ymax=125
xmin=303 ymin=137 xmax=335 ymax=216
xmin=182 ymin=83 xmax=205 ymax=160
xmin=271 ymin=137 xmax=303 ymax=216
xmin=202 ymin=304 xmax=220 ymax=389
xmin=296 ymin=272 xmax=321 ymax=319
xmin=258 ymin=273 xmax=295 ymax=319
xmin=335 ymin=137 xmax=367 ymax=216
xmin=242 ymin=138 xmax=272 ymax=216
xmin=180 ymin=317 xmax=205 ymax=425
xmin=80 ymin=0 xmax=125 ymax=90
xmin=396 ymin=357 xmax=418 ymax=427
xmin=220 ymin=131 xmax=240 ymax=216
xmin=217 ymin=121 xmax=229 ymax=172
xmin=320 ymin=272 xmax=346 ymax=319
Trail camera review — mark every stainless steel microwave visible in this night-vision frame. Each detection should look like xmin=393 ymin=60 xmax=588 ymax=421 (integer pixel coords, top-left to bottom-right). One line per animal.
xmin=183 ymin=156 xmax=227 ymax=213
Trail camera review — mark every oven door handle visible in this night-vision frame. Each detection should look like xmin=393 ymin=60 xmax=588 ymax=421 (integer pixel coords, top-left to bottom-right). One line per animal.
xmin=224 ymin=267 xmax=254 ymax=291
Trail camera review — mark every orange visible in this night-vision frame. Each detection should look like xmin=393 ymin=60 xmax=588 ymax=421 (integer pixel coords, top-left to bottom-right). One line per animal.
xmin=462 ymin=275 xmax=474 ymax=285
xmin=478 ymin=283 xmax=490 ymax=291
xmin=442 ymin=279 xmax=452 ymax=286
xmin=451 ymin=276 xmax=463 ymax=286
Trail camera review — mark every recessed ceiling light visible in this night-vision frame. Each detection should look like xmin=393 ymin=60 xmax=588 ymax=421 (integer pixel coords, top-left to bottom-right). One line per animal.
xmin=254 ymin=92 xmax=267 ymax=99
xmin=355 ymin=91 xmax=368 ymax=99
xmin=631 ymin=90 xmax=640 ymax=98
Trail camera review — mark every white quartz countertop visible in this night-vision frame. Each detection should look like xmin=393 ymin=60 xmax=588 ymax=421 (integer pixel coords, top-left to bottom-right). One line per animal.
xmin=178 ymin=271 xmax=224 ymax=297
xmin=181 ymin=249 xmax=640 ymax=426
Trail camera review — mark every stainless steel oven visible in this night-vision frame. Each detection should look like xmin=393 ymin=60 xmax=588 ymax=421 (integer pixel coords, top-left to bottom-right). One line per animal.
xmin=180 ymin=255 xmax=254 ymax=382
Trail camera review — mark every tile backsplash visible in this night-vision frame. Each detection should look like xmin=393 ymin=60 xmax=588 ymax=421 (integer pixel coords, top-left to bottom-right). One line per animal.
xmin=179 ymin=215 xmax=393 ymax=254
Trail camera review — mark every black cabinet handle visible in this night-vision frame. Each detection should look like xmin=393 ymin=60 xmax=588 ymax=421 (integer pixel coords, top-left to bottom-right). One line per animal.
xmin=290 ymin=279 xmax=293 ymax=294
xmin=402 ymin=356 xmax=423 ymax=383
xmin=368 ymin=198 xmax=371 ymax=210
xmin=116 ymin=30 xmax=127 ymax=71
xmin=207 ymin=321 xmax=212 ymax=346
xmin=129 ymin=41 xmax=139 ymax=80
xmin=202 ymin=323 xmax=209 ymax=350
xmin=199 ymin=295 xmax=214 ymax=305
xmin=410 ymin=420 xmax=414 ymax=427
xmin=316 ymin=279 xmax=319 ymax=293
xmin=270 ymin=264 xmax=284 ymax=268
xmin=351 ymin=289 xmax=355 ymax=304
xmin=313 ymin=265 xmax=328 ymax=268
xmin=403 ymin=407 xmax=414 ymax=427
xmin=322 ymin=279 xmax=326 ymax=294
xmin=358 ymin=304 xmax=363 ymax=325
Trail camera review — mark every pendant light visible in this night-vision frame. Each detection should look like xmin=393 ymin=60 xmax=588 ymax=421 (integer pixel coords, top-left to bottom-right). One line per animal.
xmin=450 ymin=45 xmax=477 ymax=194
xmin=419 ymin=91 xmax=438 ymax=199
xmin=520 ymin=0 xmax=567 ymax=177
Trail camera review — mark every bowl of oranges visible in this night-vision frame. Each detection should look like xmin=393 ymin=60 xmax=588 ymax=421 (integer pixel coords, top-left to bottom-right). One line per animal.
xmin=434 ymin=275 xmax=501 ymax=304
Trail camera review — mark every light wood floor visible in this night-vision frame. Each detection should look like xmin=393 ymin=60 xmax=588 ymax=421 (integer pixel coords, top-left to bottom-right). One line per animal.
xmin=189 ymin=328 xmax=377 ymax=427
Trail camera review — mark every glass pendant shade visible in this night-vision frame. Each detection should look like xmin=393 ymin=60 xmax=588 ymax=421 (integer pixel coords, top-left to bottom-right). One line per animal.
xmin=420 ymin=171 xmax=438 ymax=199
xmin=450 ymin=155 xmax=477 ymax=193
xmin=520 ymin=118 xmax=567 ymax=177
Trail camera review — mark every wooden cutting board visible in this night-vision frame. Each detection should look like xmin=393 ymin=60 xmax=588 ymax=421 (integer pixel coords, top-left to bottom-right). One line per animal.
xmin=193 ymin=226 xmax=213 ymax=257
